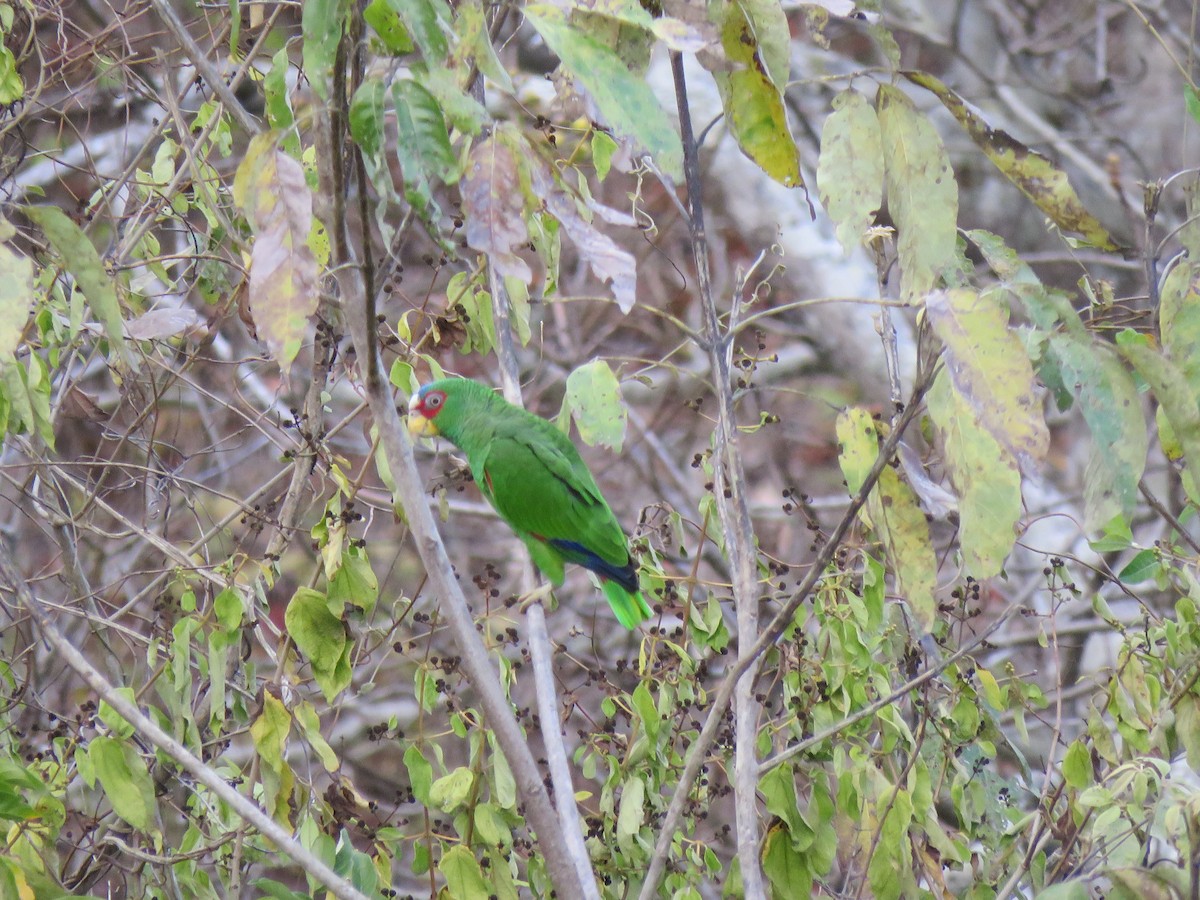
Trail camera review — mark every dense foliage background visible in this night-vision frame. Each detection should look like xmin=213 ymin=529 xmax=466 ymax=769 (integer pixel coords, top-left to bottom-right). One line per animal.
xmin=3 ymin=0 xmax=1200 ymax=897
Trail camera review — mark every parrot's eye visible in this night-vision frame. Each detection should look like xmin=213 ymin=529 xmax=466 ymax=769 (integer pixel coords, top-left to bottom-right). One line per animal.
xmin=424 ymin=392 xmax=444 ymax=411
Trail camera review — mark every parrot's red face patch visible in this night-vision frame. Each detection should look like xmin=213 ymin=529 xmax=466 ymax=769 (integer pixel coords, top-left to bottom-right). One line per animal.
xmin=408 ymin=388 xmax=448 ymax=438
xmin=413 ymin=389 xmax=447 ymax=420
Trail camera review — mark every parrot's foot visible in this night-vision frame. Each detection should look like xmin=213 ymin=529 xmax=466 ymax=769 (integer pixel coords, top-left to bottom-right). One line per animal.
xmin=517 ymin=583 xmax=555 ymax=612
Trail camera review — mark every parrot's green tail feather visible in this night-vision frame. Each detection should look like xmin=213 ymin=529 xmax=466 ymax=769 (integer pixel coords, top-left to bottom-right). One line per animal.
xmin=602 ymin=579 xmax=653 ymax=629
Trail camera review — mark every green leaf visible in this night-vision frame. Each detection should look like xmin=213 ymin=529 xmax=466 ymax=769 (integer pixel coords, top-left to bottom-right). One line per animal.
xmin=818 ymin=90 xmax=884 ymax=253
xmin=1187 ymin=85 xmax=1200 ymax=126
xmin=284 ymin=587 xmax=351 ymax=701
xmin=525 ymin=5 xmax=683 ymax=179
xmin=0 ymin=242 xmax=34 ymax=360
xmin=386 ymin=0 xmax=450 ymax=63
xmin=926 ymin=287 xmax=1049 ymax=469
xmin=1049 ymin=334 xmax=1146 ymax=529
xmin=404 ymin=744 xmax=433 ymax=804
xmin=419 ymin=66 xmax=486 ymax=135
xmin=363 ymin=0 xmax=413 ymax=53
xmin=1118 ymin=548 xmax=1160 ymax=584
xmin=392 ymin=77 xmax=457 ymax=222
xmin=438 ymin=845 xmax=490 ymax=899
xmin=631 ymin=680 xmax=659 ymax=741
xmin=328 ymin=545 xmax=378 ymax=616
xmin=250 ymin=693 xmax=295 ymax=823
xmin=762 ymin=823 xmax=812 ymax=900
xmin=875 ymin=85 xmax=959 ymax=302
xmin=213 ymin=586 xmax=244 ymax=632
xmin=906 ymin=71 xmax=1119 ymax=250
xmin=0 ymin=44 xmax=23 ymax=104
xmin=24 ymin=205 xmax=133 ymax=366
xmin=709 ymin=0 xmax=803 ymax=188
xmin=89 ymin=737 xmax=156 ymax=831
xmin=616 ymin=775 xmax=645 ymax=854
xmin=927 ymin=370 xmax=1021 ymax=578
xmin=98 ymin=687 xmax=137 ymax=740
xmin=429 ymin=766 xmax=474 ymax=812
xmin=301 ymin=0 xmax=347 ymax=100
xmin=294 ymin=701 xmax=340 ymax=772
xmin=1158 ymin=260 xmax=1200 ymax=392
xmin=760 ymin=765 xmax=803 ymax=838
xmin=1116 ymin=332 xmax=1200 ymax=496
xmin=564 ymin=359 xmax=626 ymax=451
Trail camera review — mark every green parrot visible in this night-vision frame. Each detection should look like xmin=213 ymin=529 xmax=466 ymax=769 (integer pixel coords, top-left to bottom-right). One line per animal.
xmin=407 ymin=378 xmax=652 ymax=629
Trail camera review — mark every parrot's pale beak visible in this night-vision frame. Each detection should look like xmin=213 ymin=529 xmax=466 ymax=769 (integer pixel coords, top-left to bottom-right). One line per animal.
xmin=407 ymin=411 xmax=439 ymax=438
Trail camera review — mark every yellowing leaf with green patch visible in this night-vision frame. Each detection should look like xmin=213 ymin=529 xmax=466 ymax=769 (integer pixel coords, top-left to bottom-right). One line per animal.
xmin=876 ymin=85 xmax=959 ymax=302
xmin=0 ymin=242 xmax=34 ymax=360
xmin=710 ymin=0 xmax=803 ymax=188
xmin=438 ymin=845 xmax=490 ymax=899
xmin=250 ymin=691 xmax=294 ymax=824
xmin=928 ymin=371 xmax=1021 ymax=578
xmin=837 ymin=408 xmax=937 ymax=632
xmin=1158 ymin=260 xmax=1200 ymax=391
xmin=906 ymin=71 xmax=1120 ymax=251
xmin=818 ymin=89 xmax=883 ymax=253
xmin=925 ymin=287 xmax=1048 ymax=470
xmin=1049 ymin=333 xmax=1146 ymax=529
xmin=233 ymin=134 xmax=319 ymax=375
xmin=564 ymin=359 xmax=626 ymax=451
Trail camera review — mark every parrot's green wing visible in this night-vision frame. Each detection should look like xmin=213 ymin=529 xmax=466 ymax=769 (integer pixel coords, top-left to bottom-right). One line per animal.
xmin=476 ymin=427 xmax=631 ymax=570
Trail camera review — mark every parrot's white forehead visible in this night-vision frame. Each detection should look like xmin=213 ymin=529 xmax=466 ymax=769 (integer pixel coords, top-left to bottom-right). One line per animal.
xmin=408 ymin=391 xmax=421 ymax=409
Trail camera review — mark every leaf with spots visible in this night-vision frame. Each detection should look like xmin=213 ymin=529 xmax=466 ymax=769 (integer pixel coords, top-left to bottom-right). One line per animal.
xmin=925 ymin=287 xmax=1049 ymax=470
xmin=708 ymin=0 xmax=804 ymax=189
xmin=232 ymin=133 xmax=319 ymax=375
xmin=876 ymin=85 xmax=959 ymax=302
xmin=818 ymin=89 xmax=884 ymax=254
xmin=906 ymin=71 xmax=1121 ymax=251
xmin=927 ymin=369 xmax=1022 ymax=578
xmin=837 ymin=408 xmax=937 ymax=632
xmin=563 ymin=359 xmax=627 ymax=451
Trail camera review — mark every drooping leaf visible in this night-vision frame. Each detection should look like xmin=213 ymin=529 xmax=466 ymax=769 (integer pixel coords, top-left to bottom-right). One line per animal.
xmin=392 ymin=77 xmax=458 ymax=224
xmin=967 ymin=230 xmax=1085 ymax=335
xmin=1048 ymin=334 xmax=1146 ymax=529
xmin=284 ymin=587 xmax=352 ymax=701
xmin=386 ymin=0 xmax=451 ymax=63
xmin=232 ymin=134 xmax=320 ymax=374
xmin=429 ymin=766 xmax=474 ymax=812
xmin=1117 ymin=331 xmax=1200 ymax=499
xmin=709 ymin=0 xmax=803 ymax=188
xmin=564 ymin=359 xmax=627 ymax=451
xmin=927 ymin=370 xmax=1022 ymax=578
xmin=875 ymin=85 xmax=959 ymax=302
xmin=24 ymin=205 xmax=133 ymax=367
xmin=514 ymin=133 xmax=638 ymax=312
xmin=462 ymin=137 xmax=532 ymax=282
xmin=250 ymin=692 xmax=295 ymax=823
xmin=294 ymin=702 xmax=340 ymax=772
xmin=906 ymin=71 xmax=1120 ymax=251
xmin=438 ymin=845 xmax=490 ymax=899
xmin=762 ymin=822 xmax=813 ymax=900
xmin=1158 ymin=260 xmax=1200 ymax=391
xmin=0 ymin=242 xmax=34 ymax=359
xmin=404 ymin=744 xmax=433 ymax=804
xmin=525 ymin=5 xmax=683 ymax=179
xmin=616 ymin=774 xmax=645 ymax=854
xmin=818 ymin=89 xmax=883 ymax=253
xmin=301 ymin=0 xmax=347 ymax=100
xmin=89 ymin=737 xmax=156 ymax=832
xmin=925 ymin=287 xmax=1048 ymax=470
xmin=837 ymin=407 xmax=937 ymax=632
xmin=418 ymin=66 xmax=487 ymax=135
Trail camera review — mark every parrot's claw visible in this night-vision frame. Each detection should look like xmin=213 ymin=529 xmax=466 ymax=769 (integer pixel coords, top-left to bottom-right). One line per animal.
xmin=517 ymin=583 xmax=555 ymax=612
